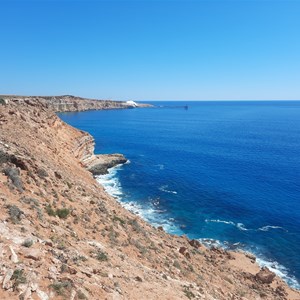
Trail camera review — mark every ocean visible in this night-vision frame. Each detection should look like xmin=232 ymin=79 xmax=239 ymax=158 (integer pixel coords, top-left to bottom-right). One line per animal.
xmin=59 ymin=101 xmax=300 ymax=289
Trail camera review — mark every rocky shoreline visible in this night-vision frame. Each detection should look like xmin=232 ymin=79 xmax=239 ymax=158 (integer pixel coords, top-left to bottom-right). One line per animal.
xmin=0 ymin=97 xmax=299 ymax=299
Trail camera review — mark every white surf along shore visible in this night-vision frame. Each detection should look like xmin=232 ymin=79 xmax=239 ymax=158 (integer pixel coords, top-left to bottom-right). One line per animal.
xmin=96 ymin=163 xmax=300 ymax=290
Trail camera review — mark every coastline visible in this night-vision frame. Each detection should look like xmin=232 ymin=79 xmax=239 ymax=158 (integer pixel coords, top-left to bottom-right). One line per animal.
xmin=0 ymin=97 xmax=299 ymax=299
xmin=97 ymin=163 xmax=300 ymax=291
xmin=0 ymin=95 xmax=152 ymax=112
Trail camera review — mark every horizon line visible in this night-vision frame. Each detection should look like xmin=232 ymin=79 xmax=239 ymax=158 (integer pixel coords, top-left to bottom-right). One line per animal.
xmin=1 ymin=94 xmax=300 ymax=102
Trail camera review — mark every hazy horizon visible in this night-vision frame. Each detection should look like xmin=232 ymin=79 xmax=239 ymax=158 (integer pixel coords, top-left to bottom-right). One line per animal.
xmin=1 ymin=94 xmax=300 ymax=102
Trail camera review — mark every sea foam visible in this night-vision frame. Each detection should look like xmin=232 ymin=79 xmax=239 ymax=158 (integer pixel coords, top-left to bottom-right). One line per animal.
xmin=97 ymin=165 xmax=299 ymax=290
xmin=159 ymin=185 xmax=177 ymax=194
xmin=96 ymin=165 xmax=123 ymax=200
xmin=97 ymin=164 xmax=184 ymax=235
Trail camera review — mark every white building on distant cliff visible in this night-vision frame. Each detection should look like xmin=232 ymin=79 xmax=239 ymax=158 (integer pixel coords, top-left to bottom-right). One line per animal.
xmin=126 ymin=100 xmax=138 ymax=107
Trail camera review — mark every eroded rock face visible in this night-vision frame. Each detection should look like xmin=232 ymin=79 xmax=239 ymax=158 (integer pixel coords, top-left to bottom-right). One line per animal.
xmin=72 ymin=131 xmax=127 ymax=175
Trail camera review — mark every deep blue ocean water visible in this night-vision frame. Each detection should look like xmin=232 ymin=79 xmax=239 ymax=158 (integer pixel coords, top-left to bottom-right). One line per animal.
xmin=59 ymin=101 xmax=300 ymax=288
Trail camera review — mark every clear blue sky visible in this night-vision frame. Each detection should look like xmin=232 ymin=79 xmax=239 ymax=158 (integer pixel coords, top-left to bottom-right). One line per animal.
xmin=1 ymin=0 xmax=299 ymax=100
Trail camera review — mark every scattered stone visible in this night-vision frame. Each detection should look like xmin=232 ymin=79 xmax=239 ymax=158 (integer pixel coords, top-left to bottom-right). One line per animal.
xmin=20 ymin=286 xmax=32 ymax=300
xmin=36 ymin=289 xmax=49 ymax=300
xmin=135 ymin=276 xmax=143 ymax=282
xmin=67 ymin=266 xmax=77 ymax=275
xmin=24 ymin=248 xmax=42 ymax=261
xmin=157 ymin=226 xmax=164 ymax=231
xmin=179 ymin=246 xmax=191 ymax=259
xmin=255 ymin=267 xmax=276 ymax=284
xmin=81 ymin=270 xmax=92 ymax=278
xmin=275 ymin=285 xmax=287 ymax=297
xmin=54 ymin=171 xmax=62 ymax=179
xmin=70 ymin=289 xmax=77 ymax=300
xmin=48 ymin=265 xmax=59 ymax=280
xmin=179 ymin=247 xmax=187 ymax=255
xmin=2 ymin=269 xmax=14 ymax=289
xmin=45 ymin=240 xmax=53 ymax=247
xmin=9 ymin=246 xmax=19 ymax=263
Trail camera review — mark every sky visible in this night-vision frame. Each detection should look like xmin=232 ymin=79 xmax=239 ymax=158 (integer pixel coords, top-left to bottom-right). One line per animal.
xmin=0 ymin=0 xmax=299 ymax=101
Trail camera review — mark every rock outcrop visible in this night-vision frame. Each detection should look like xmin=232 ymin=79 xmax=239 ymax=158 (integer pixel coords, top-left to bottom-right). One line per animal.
xmin=256 ymin=267 xmax=276 ymax=284
xmin=72 ymin=130 xmax=127 ymax=175
xmin=84 ymin=154 xmax=127 ymax=175
xmin=0 ymin=98 xmax=299 ymax=300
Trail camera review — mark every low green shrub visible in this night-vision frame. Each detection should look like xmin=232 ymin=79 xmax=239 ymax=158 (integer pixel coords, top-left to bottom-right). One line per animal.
xmin=45 ymin=205 xmax=70 ymax=219
xmin=11 ymin=269 xmax=27 ymax=290
xmin=96 ymin=250 xmax=108 ymax=261
xmin=50 ymin=281 xmax=72 ymax=297
xmin=22 ymin=239 xmax=33 ymax=248
xmin=56 ymin=208 xmax=70 ymax=219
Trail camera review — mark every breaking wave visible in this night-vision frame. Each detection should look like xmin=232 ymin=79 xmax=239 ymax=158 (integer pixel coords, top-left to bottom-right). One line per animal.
xmin=97 ymin=166 xmax=299 ymax=290
xmin=97 ymin=165 xmax=183 ymax=235
xmin=205 ymin=219 xmax=287 ymax=233
xmin=258 ymin=225 xmax=287 ymax=232
xmin=96 ymin=165 xmax=123 ymax=200
xmin=159 ymin=185 xmax=177 ymax=194
xmin=205 ymin=219 xmax=251 ymax=231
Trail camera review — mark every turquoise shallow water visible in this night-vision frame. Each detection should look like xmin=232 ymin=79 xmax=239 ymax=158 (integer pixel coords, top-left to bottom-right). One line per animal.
xmin=59 ymin=101 xmax=300 ymax=288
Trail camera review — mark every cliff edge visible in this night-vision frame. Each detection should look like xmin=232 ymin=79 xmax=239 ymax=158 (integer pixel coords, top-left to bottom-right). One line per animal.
xmin=0 ymin=99 xmax=299 ymax=300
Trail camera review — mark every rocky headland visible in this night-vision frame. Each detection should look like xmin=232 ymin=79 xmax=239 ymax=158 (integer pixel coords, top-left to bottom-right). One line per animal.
xmin=0 ymin=95 xmax=151 ymax=112
xmin=0 ymin=96 xmax=299 ymax=300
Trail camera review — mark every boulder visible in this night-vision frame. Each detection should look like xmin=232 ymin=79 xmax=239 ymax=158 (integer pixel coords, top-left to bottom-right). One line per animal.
xmin=24 ymin=248 xmax=42 ymax=261
xmin=255 ymin=267 xmax=276 ymax=284
xmin=179 ymin=246 xmax=191 ymax=259
xmin=179 ymin=246 xmax=187 ymax=255
xmin=135 ymin=276 xmax=143 ymax=282
xmin=189 ymin=239 xmax=201 ymax=248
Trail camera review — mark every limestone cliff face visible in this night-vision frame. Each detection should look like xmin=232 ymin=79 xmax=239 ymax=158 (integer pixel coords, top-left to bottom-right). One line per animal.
xmin=73 ymin=130 xmax=127 ymax=175
xmin=0 ymin=99 xmax=299 ymax=300
xmin=73 ymin=132 xmax=95 ymax=163
xmin=0 ymin=95 xmax=151 ymax=112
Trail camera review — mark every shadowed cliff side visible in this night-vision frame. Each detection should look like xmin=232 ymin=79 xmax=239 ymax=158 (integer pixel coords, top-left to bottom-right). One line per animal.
xmin=0 ymin=99 xmax=299 ymax=300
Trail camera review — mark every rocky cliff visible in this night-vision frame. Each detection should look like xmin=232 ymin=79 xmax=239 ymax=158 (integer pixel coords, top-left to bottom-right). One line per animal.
xmin=0 ymin=99 xmax=299 ymax=300
xmin=0 ymin=95 xmax=151 ymax=112
xmin=72 ymin=128 xmax=127 ymax=175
